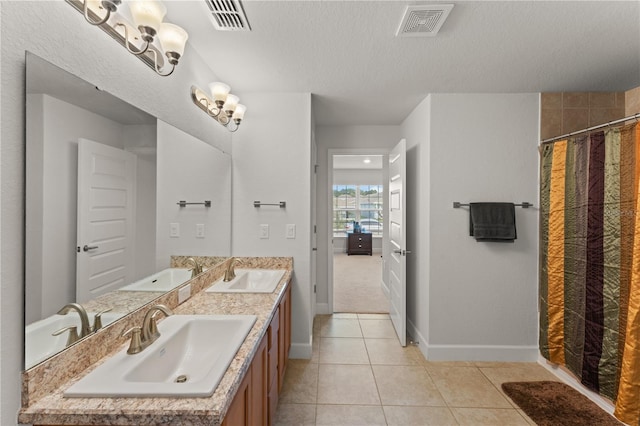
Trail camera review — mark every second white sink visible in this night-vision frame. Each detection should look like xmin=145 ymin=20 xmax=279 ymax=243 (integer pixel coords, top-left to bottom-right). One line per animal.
xmin=206 ymin=269 xmax=286 ymax=293
xmin=64 ymin=314 xmax=257 ymax=398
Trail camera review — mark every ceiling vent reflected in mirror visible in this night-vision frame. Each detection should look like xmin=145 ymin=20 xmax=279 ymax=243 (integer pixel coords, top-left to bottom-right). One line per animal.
xmin=396 ymin=4 xmax=454 ymax=37
xmin=204 ymin=0 xmax=251 ymax=31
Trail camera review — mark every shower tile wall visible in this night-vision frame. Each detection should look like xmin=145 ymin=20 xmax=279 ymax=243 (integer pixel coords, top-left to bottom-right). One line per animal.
xmin=626 ymin=86 xmax=640 ymax=116
xmin=540 ymin=91 xmax=626 ymax=140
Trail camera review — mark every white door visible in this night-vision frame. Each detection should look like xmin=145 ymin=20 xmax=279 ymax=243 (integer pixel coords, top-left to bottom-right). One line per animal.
xmin=311 ymin=138 xmax=318 ymax=319
xmin=387 ymin=139 xmax=407 ymax=346
xmin=76 ymin=139 xmax=136 ymax=303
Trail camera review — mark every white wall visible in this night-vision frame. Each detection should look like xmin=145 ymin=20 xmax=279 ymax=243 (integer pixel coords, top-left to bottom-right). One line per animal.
xmin=402 ymin=93 xmax=540 ymax=361
xmin=232 ymin=92 xmax=312 ymax=357
xmin=400 ymin=95 xmax=431 ymax=347
xmin=1 ymin=2 xmax=230 ymax=423
xmin=125 ymin=125 xmax=158 ymax=281
xmin=155 ymin=120 xmax=232 ymax=268
xmin=314 ymin=125 xmax=400 ymax=312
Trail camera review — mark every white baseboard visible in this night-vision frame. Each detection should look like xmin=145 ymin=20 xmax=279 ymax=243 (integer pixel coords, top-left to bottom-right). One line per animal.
xmin=407 ymin=317 xmax=429 ymax=359
xmin=315 ymin=303 xmax=331 ymax=315
xmin=289 ymin=341 xmax=313 ymax=359
xmin=537 ymin=355 xmax=617 ymax=417
xmin=425 ymin=344 xmax=539 ymax=362
xmin=406 ymin=319 xmax=538 ymax=362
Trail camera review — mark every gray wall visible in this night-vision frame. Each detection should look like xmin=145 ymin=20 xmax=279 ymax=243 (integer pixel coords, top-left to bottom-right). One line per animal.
xmin=401 ymin=96 xmax=432 ymax=347
xmin=231 ymin=92 xmax=313 ymax=356
xmin=402 ymin=93 xmax=540 ymax=361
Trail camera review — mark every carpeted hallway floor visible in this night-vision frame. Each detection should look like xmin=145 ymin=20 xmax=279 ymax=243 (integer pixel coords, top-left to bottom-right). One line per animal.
xmin=333 ymin=253 xmax=388 ymax=313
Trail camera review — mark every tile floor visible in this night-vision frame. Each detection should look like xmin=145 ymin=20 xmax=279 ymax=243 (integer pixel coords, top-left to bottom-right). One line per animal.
xmin=275 ymin=313 xmax=560 ymax=425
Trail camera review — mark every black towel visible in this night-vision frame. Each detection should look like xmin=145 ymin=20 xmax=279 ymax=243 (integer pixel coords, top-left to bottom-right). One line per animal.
xmin=469 ymin=202 xmax=517 ymax=242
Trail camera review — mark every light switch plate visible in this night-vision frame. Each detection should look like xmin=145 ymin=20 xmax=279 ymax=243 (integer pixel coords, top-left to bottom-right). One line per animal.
xmin=196 ymin=224 xmax=205 ymax=238
xmin=259 ymin=224 xmax=269 ymax=239
xmin=178 ymin=284 xmax=191 ymax=304
xmin=170 ymin=223 xmax=180 ymax=238
xmin=286 ymin=224 xmax=296 ymax=239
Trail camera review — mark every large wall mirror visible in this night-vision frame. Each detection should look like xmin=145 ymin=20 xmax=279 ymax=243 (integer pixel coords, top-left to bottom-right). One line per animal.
xmin=24 ymin=52 xmax=231 ymax=369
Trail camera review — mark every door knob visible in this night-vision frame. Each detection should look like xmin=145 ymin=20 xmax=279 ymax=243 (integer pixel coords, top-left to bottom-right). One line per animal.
xmin=393 ymin=249 xmax=411 ymax=256
xmin=83 ymin=245 xmax=98 ymax=252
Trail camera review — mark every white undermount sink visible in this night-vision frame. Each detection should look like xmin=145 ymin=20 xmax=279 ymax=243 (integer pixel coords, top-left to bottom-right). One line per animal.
xmin=64 ymin=314 xmax=257 ymax=398
xmin=205 ymin=269 xmax=286 ymax=293
xmin=25 ymin=311 xmax=122 ymax=369
xmin=119 ymin=268 xmax=192 ymax=292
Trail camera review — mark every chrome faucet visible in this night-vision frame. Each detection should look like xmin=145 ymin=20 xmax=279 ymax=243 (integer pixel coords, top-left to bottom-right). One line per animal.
xmin=122 ymin=304 xmax=173 ymax=355
xmin=186 ymin=257 xmax=203 ymax=278
xmin=57 ymin=303 xmax=92 ymax=338
xmin=223 ymin=257 xmax=236 ymax=282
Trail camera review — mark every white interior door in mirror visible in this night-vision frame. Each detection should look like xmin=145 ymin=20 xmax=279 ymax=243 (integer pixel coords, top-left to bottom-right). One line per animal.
xmin=77 ymin=139 xmax=136 ymax=303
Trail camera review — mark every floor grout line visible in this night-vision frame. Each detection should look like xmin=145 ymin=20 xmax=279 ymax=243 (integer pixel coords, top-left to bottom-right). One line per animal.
xmin=282 ymin=314 xmax=542 ymax=425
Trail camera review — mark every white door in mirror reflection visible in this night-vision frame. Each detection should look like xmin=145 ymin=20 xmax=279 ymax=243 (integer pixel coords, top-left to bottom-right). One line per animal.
xmin=77 ymin=139 xmax=136 ymax=303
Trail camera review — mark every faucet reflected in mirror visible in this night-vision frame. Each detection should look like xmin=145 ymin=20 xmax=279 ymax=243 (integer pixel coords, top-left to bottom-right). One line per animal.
xmin=53 ymin=303 xmax=113 ymax=348
xmin=186 ymin=257 xmax=203 ymax=279
xmin=223 ymin=257 xmax=236 ymax=282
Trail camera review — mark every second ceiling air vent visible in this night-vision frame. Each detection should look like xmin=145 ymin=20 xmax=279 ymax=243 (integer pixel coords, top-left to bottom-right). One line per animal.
xmin=396 ymin=4 xmax=454 ymax=37
xmin=204 ymin=0 xmax=251 ymax=31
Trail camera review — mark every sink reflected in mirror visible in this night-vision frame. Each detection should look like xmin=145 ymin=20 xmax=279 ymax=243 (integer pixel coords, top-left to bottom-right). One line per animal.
xmin=26 ymin=311 xmax=122 ymax=368
xmin=119 ymin=268 xmax=192 ymax=292
xmin=64 ymin=315 xmax=257 ymax=398
xmin=206 ymin=269 xmax=286 ymax=293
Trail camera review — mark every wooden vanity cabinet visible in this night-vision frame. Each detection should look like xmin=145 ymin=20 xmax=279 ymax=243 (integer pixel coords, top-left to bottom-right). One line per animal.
xmin=223 ymin=284 xmax=292 ymax=426
xmin=278 ymin=285 xmax=291 ymax=392
xmin=250 ymin=335 xmax=268 ymax=426
xmin=222 ymin=367 xmax=251 ymax=426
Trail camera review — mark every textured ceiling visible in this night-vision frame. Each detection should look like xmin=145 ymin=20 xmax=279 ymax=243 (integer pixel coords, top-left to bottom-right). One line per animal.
xmin=165 ymin=1 xmax=640 ymax=126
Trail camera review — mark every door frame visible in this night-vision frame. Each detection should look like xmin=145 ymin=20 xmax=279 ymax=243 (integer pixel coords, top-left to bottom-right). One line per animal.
xmin=327 ymin=148 xmax=390 ymax=314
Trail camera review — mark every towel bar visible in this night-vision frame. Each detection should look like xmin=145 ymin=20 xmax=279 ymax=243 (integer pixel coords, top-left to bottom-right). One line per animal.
xmin=453 ymin=201 xmax=532 ymax=209
xmin=254 ymin=201 xmax=286 ymax=208
xmin=177 ymin=200 xmax=211 ymax=207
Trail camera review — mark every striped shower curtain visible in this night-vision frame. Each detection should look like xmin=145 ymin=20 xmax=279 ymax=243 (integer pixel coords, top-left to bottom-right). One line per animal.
xmin=539 ymin=122 xmax=640 ymax=425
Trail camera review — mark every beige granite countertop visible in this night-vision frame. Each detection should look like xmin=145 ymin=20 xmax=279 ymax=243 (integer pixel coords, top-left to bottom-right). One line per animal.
xmin=18 ymin=257 xmax=292 ymax=426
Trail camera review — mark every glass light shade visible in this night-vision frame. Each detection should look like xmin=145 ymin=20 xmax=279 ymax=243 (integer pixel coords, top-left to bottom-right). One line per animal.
xmin=223 ymin=94 xmax=240 ymax=112
xmin=158 ymin=23 xmax=188 ymax=56
xmin=86 ymin=0 xmax=103 ymax=12
xmin=209 ymin=82 xmax=231 ymax=102
xmin=232 ymin=104 xmax=246 ymax=120
xmin=129 ymin=0 xmax=167 ymax=31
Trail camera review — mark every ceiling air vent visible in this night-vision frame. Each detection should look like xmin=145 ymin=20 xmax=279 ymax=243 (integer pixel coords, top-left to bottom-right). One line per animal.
xmin=396 ymin=4 xmax=454 ymax=37
xmin=204 ymin=0 xmax=251 ymax=31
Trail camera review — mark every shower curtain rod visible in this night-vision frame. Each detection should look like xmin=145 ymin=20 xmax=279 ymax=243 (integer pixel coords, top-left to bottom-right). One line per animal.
xmin=540 ymin=112 xmax=640 ymax=145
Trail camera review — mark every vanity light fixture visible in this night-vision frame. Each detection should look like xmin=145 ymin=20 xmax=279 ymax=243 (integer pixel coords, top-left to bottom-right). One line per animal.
xmin=67 ymin=0 xmax=188 ymax=77
xmin=190 ymin=83 xmax=246 ymax=132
